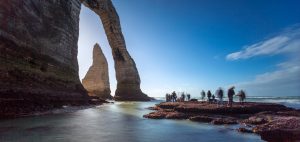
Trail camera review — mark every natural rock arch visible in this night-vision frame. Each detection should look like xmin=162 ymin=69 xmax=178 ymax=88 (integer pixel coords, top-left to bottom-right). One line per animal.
xmin=0 ymin=0 xmax=149 ymax=117
xmin=81 ymin=0 xmax=150 ymax=101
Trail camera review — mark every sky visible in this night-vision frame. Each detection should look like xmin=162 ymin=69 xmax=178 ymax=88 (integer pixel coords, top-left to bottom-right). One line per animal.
xmin=78 ymin=0 xmax=300 ymax=97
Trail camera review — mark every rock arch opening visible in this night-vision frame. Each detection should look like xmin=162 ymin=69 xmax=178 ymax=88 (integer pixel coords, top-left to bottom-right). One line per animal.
xmin=78 ymin=6 xmax=115 ymax=100
xmin=0 ymin=0 xmax=150 ymax=117
xmin=79 ymin=0 xmax=150 ymax=101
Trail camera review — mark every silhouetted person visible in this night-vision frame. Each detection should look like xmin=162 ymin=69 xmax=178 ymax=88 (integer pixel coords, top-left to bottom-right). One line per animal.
xmin=216 ymin=87 xmax=224 ymax=106
xmin=187 ymin=94 xmax=191 ymax=101
xmin=172 ymin=91 xmax=177 ymax=102
xmin=181 ymin=92 xmax=185 ymax=102
xmin=227 ymin=86 xmax=235 ymax=107
xmin=165 ymin=93 xmax=168 ymax=102
xmin=236 ymin=90 xmax=246 ymax=106
xmin=207 ymin=90 xmax=212 ymax=102
xmin=201 ymin=90 xmax=206 ymax=101
xmin=212 ymin=94 xmax=216 ymax=103
xmin=166 ymin=93 xmax=171 ymax=102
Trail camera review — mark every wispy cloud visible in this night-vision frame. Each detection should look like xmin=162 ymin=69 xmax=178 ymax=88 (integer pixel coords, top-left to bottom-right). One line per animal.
xmin=226 ymin=25 xmax=300 ymax=60
xmin=227 ymin=25 xmax=300 ymax=96
xmin=236 ymin=59 xmax=300 ymax=96
xmin=238 ymin=58 xmax=300 ymax=86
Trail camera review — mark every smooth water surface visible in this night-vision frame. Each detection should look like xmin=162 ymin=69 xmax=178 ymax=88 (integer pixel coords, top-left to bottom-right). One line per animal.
xmin=0 ymin=101 xmax=263 ymax=142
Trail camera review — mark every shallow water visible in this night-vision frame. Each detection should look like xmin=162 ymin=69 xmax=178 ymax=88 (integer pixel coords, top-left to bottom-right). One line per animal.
xmin=0 ymin=101 xmax=263 ymax=142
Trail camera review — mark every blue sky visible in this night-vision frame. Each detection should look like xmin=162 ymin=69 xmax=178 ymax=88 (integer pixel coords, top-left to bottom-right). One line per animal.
xmin=78 ymin=0 xmax=300 ymax=97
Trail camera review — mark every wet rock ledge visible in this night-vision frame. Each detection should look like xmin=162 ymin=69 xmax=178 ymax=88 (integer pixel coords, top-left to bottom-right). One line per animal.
xmin=0 ymin=96 xmax=109 ymax=119
xmin=143 ymin=102 xmax=300 ymax=141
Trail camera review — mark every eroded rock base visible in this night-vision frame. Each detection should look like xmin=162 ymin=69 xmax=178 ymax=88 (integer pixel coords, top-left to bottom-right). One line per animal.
xmin=144 ymin=101 xmax=300 ymax=141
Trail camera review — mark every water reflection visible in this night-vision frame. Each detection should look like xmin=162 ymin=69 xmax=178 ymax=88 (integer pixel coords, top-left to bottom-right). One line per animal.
xmin=0 ymin=101 xmax=262 ymax=142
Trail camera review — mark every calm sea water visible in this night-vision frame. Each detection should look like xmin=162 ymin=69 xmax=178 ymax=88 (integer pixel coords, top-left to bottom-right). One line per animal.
xmin=0 ymin=100 xmax=265 ymax=142
xmin=2 ymin=96 xmax=299 ymax=142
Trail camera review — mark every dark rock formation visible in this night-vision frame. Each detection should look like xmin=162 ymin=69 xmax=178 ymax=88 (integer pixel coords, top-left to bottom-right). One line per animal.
xmin=237 ymin=128 xmax=253 ymax=133
xmin=253 ymin=116 xmax=300 ymax=141
xmin=0 ymin=0 xmax=88 ymax=118
xmin=82 ymin=43 xmax=112 ymax=100
xmin=144 ymin=101 xmax=300 ymax=141
xmin=0 ymin=0 xmax=150 ymax=117
xmin=80 ymin=0 xmax=150 ymax=101
xmin=189 ymin=115 xmax=214 ymax=123
xmin=211 ymin=117 xmax=238 ymax=125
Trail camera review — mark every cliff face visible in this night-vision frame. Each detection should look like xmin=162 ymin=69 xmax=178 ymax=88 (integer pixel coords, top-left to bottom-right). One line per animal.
xmin=0 ymin=0 xmax=88 ymax=117
xmin=81 ymin=0 xmax=150 ymax=101
xmin=82 ymin=44 xmax=112 ymax=100
xmin=0 ymin=0 xmax=149 ymax=117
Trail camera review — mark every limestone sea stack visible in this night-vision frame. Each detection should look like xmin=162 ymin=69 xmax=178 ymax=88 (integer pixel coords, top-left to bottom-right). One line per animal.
xmin=81 ymin=0 xmax=150 ymax=101
xmin=82 ymin=43 xmax=112 ymax=100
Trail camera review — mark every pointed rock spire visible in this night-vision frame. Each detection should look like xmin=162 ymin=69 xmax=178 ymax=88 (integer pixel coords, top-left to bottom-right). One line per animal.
xmin=81 ymin=0 xmax=150 ymax=101
xmin=82 ymin=43 xmax=112 ymax=100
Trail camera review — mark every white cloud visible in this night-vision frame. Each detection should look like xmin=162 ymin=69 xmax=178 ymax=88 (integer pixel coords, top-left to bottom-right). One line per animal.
xmin=228 ymin=25 xmax=300 ymax=96
xmin=226 ymin=25 xmax=300 ymax=60
xmin=239 ymin=59 xmax=300 ymax=86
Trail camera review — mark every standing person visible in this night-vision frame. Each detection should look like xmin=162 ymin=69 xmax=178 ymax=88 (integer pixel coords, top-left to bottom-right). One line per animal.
xmin=236 ymin=90 xmax=246 ymax=106
xmin=172 ymin=91 xmax=177 ymax=102
xmin=216 ymin=87 xmax=224 ymax=106
xmin=187 ymin=94 xmax=191 ymax=101
xmin=165 ymin=93 xmax=169 ymax=102
xmin=207 ymin=90 xmax=212 ymax=102
xmin=240 ymin=90 xmax=246 ymax=105
xmin=201 ymin=90 xmax=206 ymax=101
xmin=227 ymin=86 xmax=235 ymax=107
xmin=181 ymin=92 xmax=185 ymax=102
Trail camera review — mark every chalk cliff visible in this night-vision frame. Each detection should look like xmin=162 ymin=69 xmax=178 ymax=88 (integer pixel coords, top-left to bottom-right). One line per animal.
xmin=0 ymin=0 xmax=149 ymax=117
xmin=81 ymin=0 xmax=150 ymax=101
xmin=0 ymin=0 xmax=88 ymax=117
xmin=82 ymin=43 xmax=112 ymax=100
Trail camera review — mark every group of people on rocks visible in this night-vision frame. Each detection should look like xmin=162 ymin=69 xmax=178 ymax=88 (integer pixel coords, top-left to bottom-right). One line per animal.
xmin=166 ymin=86 xmax=246 ymax=107
xmin=166 ymin=91 xmax=191 ymax=102
xmin=201 ymin=86 xmax=246 ymax=107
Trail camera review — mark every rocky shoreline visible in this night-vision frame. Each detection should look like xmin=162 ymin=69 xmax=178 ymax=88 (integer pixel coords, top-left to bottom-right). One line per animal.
xmin=0 ymin=96 xmax=109 ymax=119
xmin=144 ymin=101 xmax=300 ymax=141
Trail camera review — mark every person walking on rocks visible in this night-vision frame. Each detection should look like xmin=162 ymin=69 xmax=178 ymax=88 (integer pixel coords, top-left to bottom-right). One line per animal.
xmin=216 ymin=87 xmax=224 ymax=106
xmin=207 ymin=90 xmax=212 ymax=103
xmin=227 ymin=86 xmax=235 ymax=107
